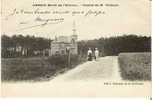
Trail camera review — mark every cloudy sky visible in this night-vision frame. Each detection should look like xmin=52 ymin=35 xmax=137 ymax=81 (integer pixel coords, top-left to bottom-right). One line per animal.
xmin=2 ymin=0 xmax=151 ymax=40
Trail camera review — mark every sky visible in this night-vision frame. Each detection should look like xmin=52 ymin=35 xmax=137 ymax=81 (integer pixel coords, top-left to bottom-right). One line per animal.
xmin=2 ymin=0 xmax=151 ymax=40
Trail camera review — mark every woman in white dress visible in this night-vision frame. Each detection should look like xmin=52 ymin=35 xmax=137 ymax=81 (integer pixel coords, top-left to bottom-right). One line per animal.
xmin=94 ymin=48 xmax=99 ymax=60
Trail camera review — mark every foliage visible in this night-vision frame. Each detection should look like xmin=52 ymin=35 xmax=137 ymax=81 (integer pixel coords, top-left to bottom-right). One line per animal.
xmin=78 ymin=35 xmax=151 ymax=56
xmin=1 ymin=34 xmax=52 ymax=58
xmin=118 ymin=53 xmax=151 ymax=80
xmin=2 ymin=34 xmax=150 ymax=58
xmin=47 ymin=55 xmax=68 ymax=67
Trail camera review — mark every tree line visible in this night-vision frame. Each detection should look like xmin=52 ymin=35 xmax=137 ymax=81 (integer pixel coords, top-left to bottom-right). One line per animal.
xmin=78 ymin=35 xmax=151 ymax=56
xmin=1 ymin=34 xmax=151 ymax=58
xmin=2 ymin=35 xmax=52 ymax=58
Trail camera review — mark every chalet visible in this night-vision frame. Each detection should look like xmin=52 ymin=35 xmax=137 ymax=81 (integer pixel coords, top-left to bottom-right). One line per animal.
xmin=49 ymin=21 xmax=78 ymax=56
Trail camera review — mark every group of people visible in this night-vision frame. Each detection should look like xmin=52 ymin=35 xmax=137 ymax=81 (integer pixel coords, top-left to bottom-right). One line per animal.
xmin=87 ymin=48 xmax=100 ymax=61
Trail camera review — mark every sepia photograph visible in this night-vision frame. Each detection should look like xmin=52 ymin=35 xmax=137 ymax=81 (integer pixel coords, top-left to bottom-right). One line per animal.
xmin=1 ymin=0 xmax=151 ymax=97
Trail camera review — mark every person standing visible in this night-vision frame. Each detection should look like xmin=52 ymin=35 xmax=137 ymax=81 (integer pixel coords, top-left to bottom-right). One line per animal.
xmin=94 ymin=48 xmax=99 ymax=61
xmin=87 ymin=48 xmax=92 ymax=61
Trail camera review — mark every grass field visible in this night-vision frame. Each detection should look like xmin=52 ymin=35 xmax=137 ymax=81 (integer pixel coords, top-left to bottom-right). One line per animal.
xmin=2 ymin=55 xmax=86 ymax=82
xmin=118 ymin=52 xmax=151 ymax=81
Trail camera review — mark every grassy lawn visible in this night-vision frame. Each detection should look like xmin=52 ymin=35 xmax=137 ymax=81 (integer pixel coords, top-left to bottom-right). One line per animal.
xmin=2 ymin=55 xmax=86 ymax=82
xmin=118 ymin=52 xmax=151 ymax=81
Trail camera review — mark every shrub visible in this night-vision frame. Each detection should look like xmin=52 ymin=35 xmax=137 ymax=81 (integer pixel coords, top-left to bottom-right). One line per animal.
xmin=46 ymin=55 xmax=83 ymax=68
xmin=47 ymin=55 xmax=68 ymax=67
xmin=118 ymin=52 xmax=151 ymax=81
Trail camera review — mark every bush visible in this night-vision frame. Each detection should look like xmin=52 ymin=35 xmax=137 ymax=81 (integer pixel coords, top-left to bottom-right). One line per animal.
xmin=47 ymin=55 xmax=83 ymax=68
xmin=118 ymin=52 xmax=151 ymax=81
xmin=47 ymin=55 xmax=68 ymax=67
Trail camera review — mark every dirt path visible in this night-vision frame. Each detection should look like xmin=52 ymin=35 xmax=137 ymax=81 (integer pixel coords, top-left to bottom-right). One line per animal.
xmin=51 ymin=56 xmax=121 ymax=82
xmin=1 ymin=56 xmax=151 ymax=97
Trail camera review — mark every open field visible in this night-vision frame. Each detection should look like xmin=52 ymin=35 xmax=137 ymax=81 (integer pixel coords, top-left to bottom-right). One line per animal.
xmin=1 ymin=55 xmax=86 ymax=82
xmin=118 ymin=52 xmax=151 ymax=81
xmin=2 ymin=56 xmax=152 ymax=97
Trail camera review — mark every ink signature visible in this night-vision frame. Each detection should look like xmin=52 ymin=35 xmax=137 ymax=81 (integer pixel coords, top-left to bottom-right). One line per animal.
xmin=17 ymin=17 xmax=64 ymax=31
xmin=5 ymin=9 xmax=64 ymax=31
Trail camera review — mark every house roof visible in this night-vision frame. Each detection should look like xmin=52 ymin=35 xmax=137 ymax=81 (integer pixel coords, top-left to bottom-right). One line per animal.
xmin=53 ymin=35 xmax=75 ymax=43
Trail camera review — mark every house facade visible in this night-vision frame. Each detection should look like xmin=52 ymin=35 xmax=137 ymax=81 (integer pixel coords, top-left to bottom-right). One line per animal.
xmin=49 ymin=34 xmax=78 ymax=56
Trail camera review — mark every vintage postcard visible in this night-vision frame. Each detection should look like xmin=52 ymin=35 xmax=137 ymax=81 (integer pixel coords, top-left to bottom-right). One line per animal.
xmin=1 ymin=0 xmax=151 ymax=97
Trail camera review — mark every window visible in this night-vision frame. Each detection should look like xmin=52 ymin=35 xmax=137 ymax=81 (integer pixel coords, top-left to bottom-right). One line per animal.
xmin=55 ymin=51 xmax=59 ymax=54
xmin=61 ymin=50 xmax=65 ymax=55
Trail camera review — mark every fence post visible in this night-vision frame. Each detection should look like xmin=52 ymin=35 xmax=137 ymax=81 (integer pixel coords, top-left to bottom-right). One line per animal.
xmin=68 ymin=50 xmax=70 ymax=67
xmin=66 ymin=47 xmax=71 ymax=67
